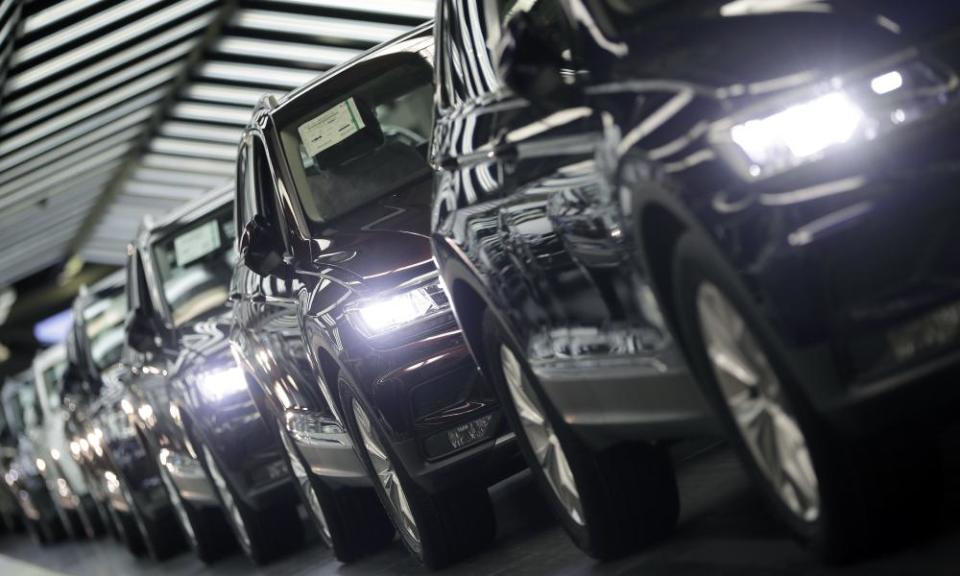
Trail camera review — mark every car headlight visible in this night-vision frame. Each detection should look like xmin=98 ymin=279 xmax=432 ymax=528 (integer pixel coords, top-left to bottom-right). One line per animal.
xmin=195 ymin=365 xmax=248 ymax=403
xmin=349 ymin=277 xmax=449 ymax=337
xmin=713 ymin=58 xmax=957 ymax=180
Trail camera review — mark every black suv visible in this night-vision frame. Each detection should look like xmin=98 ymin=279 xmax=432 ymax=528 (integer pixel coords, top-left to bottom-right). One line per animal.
xmin=231 ymin=23 xmax=519 ymax=569
xmin=124 ymin=186 xmax=302 ymax=565
xmin=435 ymin=0 xmax=960 ymax=562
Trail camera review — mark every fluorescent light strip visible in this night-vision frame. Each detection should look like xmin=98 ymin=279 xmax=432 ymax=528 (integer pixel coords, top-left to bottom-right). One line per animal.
xmin=0 ymin=65 xmax=178 ymax=155
xmin=13 ymin=0 xmax=167 ymax=66
xmin=0 ymin=151 xmax=127 ymax=212
xmin=132 ymin=168 xmax=231 ymax=188
xmin=232 ymin=9 xmax=409 ymax=43
xmin=260 ymin=0 xmax=434 ymax=19
xmin=2 ymin=40 xmax=194 ymax=136
xmin=0 ymin=128 xmax=140 ymax=193
xmin=170 ymin=102 xmax=253 ymax=124
xmin=2 ymin=173 xmax=114 ymax=219
xmin=0 ymin=117 xmax=143 ymax=187
xmin=151 ymin=137 xmax=238 ymax=161
xmin=159 ymin=121 xmax=241 ymax=143
xmin=4 ymin=0 xmax=215 ymax=94
xmin=2 ymin=18 xmax=204 ymax=112
xmin=199 ymin=61 xmax=316 ymax=88
xmin=182 ymin=83 xmax=273 ymax=106
xmin=21 ymin=0 xmax=105 ymax=35
xmin=0 ymin=102 xmax=155 ymax=174
xmin=124 ymin=181 xmax=209 ymax=199
xmin=140 ymin=153 xmax=235 ymax=175
xmin=216 ymin=36 xmax=359 ymax=66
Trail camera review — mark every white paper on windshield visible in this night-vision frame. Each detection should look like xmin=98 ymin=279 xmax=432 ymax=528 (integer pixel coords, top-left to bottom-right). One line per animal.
xmin=298 ymin=97 xmax=365 ymax=157
xmin=174 ymin=220 xmax=221 ymax=266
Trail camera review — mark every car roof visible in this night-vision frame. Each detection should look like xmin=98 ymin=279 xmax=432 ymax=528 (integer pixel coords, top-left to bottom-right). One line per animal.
xmin=138 ymin=184 xmax=234 ymax=249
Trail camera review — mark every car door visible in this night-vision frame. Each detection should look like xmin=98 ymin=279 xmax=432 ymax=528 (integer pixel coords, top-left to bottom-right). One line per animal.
xmin=232 ymin=134 xmax=329 ymax=431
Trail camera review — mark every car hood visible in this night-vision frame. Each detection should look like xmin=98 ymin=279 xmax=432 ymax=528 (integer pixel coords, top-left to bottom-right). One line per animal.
xmin=307 ymin=173 xmax=436 ymax=294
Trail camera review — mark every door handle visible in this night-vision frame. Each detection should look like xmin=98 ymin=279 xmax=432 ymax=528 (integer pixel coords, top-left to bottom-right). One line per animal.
xmin=251 ymin=293 xmax=265 ymax=303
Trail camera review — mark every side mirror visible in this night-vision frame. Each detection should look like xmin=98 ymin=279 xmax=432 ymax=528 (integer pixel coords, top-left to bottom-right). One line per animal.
xmin=125 ymin=310 xmax=158 ymax=353
xmin=494 ymin=11 xmax=584 ymax=110
xmin=239 ymin=215 xmax=288 ymax=277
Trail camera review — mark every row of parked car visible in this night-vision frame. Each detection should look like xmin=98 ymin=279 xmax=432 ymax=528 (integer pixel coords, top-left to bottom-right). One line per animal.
xmin=2 ymin=0 xmax=958 ymax=570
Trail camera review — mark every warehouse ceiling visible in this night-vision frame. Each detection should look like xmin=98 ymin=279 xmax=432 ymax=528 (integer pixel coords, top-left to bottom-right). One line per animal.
xmin=0 ymin=0 xmax=432 ymax=287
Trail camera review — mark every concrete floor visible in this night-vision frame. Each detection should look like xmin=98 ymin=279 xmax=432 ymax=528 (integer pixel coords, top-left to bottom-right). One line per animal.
xmin=1 ymin=438 xmax=958 ymax=576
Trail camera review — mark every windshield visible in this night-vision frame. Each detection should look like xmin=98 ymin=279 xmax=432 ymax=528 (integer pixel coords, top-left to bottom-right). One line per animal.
xmin=152 ymin=207 xmax=237 ymax=326
xmin=83 ymin=291 xmax=126 ymax=371
xmin=280 ymin=56 xmax=434 ymax=227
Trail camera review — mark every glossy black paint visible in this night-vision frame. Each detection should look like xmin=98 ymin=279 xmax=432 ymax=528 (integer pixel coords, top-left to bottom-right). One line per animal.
xmin=434 ymin=0 xmax=960 ymax=434
xmin=430 ymin=0 xmax=712 ymax=447
xmin=231 ymin=25 xmax=516 ymax=495
xmin=125 ymin=188 xmax=293 ymax=512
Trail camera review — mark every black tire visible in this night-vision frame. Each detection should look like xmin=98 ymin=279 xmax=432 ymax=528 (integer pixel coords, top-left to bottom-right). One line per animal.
xmin=278 ymin=424 xmax=394 ymax=563
xmin=339 ymin=378 xmax=495 ymax=570
xmin=198 ymin=442 xmax=303 ymax=565
xmin=158 ymin=457 xmax=236 ymax=564
xmin=482 ymin=309 xmax=679 ymax=560
xmin=116 ymin=469 xmax=185 ymax=561
xmin=670 ymin=232 xmax=941 ymax=562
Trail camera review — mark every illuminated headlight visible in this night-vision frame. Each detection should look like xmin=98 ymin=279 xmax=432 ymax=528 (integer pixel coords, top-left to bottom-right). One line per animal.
xmin=715 ymin=59 xmax=957 ymax=179
xmin=731 ymin=92 xmax=864 ymax=176
xmin=196 ymin=365 xmax=248 ymax=403
xmin=350 ymin=278 xmax=448 ymax=337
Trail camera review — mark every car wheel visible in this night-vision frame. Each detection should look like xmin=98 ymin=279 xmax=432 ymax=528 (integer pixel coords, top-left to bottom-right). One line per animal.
xmin=482 ymin=309 xmax=679 ymax=560
xmin=200 ymin=444 xmax=302 ymax=565
xmin=158 ymin=455 xmax=235 ymax=563
xmin=115 ymin=469 xmax=184 ymax=561
xmin=339 ymin=379 xmax=495 ymax=569
xmin=278 ymin=423 xmax=394 ymax=562
xmin=671 ymin=232 xmax=941 ymax=561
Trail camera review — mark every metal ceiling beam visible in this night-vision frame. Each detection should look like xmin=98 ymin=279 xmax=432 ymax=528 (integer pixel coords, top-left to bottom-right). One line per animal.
xmin=261 ymin=0 xmax=434 ymax=19
xmin=0 ymin=147 xmax=129 ymax=211
xmin=0 ymin=119 xmax=143 ymax=187
xmin=181 ymin=83 xmax=276 ymax=106
xmin=1 ymin=17 xmax=206 ymax=115
xmin=2 ymin=38 xmax=194 ymax=136
xmin=0 ymin=90 xmax=161 ymax=170
xmin=198 ymin=60 xmax=317 ymax=88
xmin=0 ymin=0 xmax=22 ymax=111
xmin=140 ymin=153 xmax=235 ymax=175
xmin=0 ymin=63 xmax=179 ymax=154
xmin=214 ymin=36 xmax=359 ymax=67
xmin=231 ymin=9 xmax=407 ymax=44
xmin=13 ymin=0 xmax=167 ymax=67
xmin=20 ymin=0 xmax=106 ymax=35
xmin=5 ymin=0 xmax=217 ymax=94
xmin=70 ymin=0 xmax=240 ymax=262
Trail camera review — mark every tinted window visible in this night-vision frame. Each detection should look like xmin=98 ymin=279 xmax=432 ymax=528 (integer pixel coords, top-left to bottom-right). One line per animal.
xmin=152 ymin=208 xmax=237 ymax=326
xmin=279 ymin=57 xmax=434 ymax=227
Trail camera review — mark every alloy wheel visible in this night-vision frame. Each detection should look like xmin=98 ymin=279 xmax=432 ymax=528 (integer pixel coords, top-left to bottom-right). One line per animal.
xmin=202 ymin=446 xmax=252 ymax=553
xmin=696 ymin=281 xmax=820 ymax=522
xmin=279 ymin=429 xmax=332 ymax=546
xmin=499 ymin=344 xmax=584 ymax=526
xmin=351 ymin=399 xmax=421 ymax=552
xmin=157 ymin=460 xmax=197 ymax=547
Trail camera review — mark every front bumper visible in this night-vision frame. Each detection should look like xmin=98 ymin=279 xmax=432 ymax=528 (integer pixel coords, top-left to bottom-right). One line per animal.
xmin=532 ymin=347 xmax=716 ymax=448
xmin=160 ymin=448 xmax=217 ymax=505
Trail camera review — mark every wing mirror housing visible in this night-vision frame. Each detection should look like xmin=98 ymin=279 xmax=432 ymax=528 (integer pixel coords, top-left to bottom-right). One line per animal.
xmin=125 ymin=309 xmax=158 ymax=353
xmin=494 ymin=11 xmax=584 ymax=111
xmin=239 ymin=215 xmax=289 ymax=277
